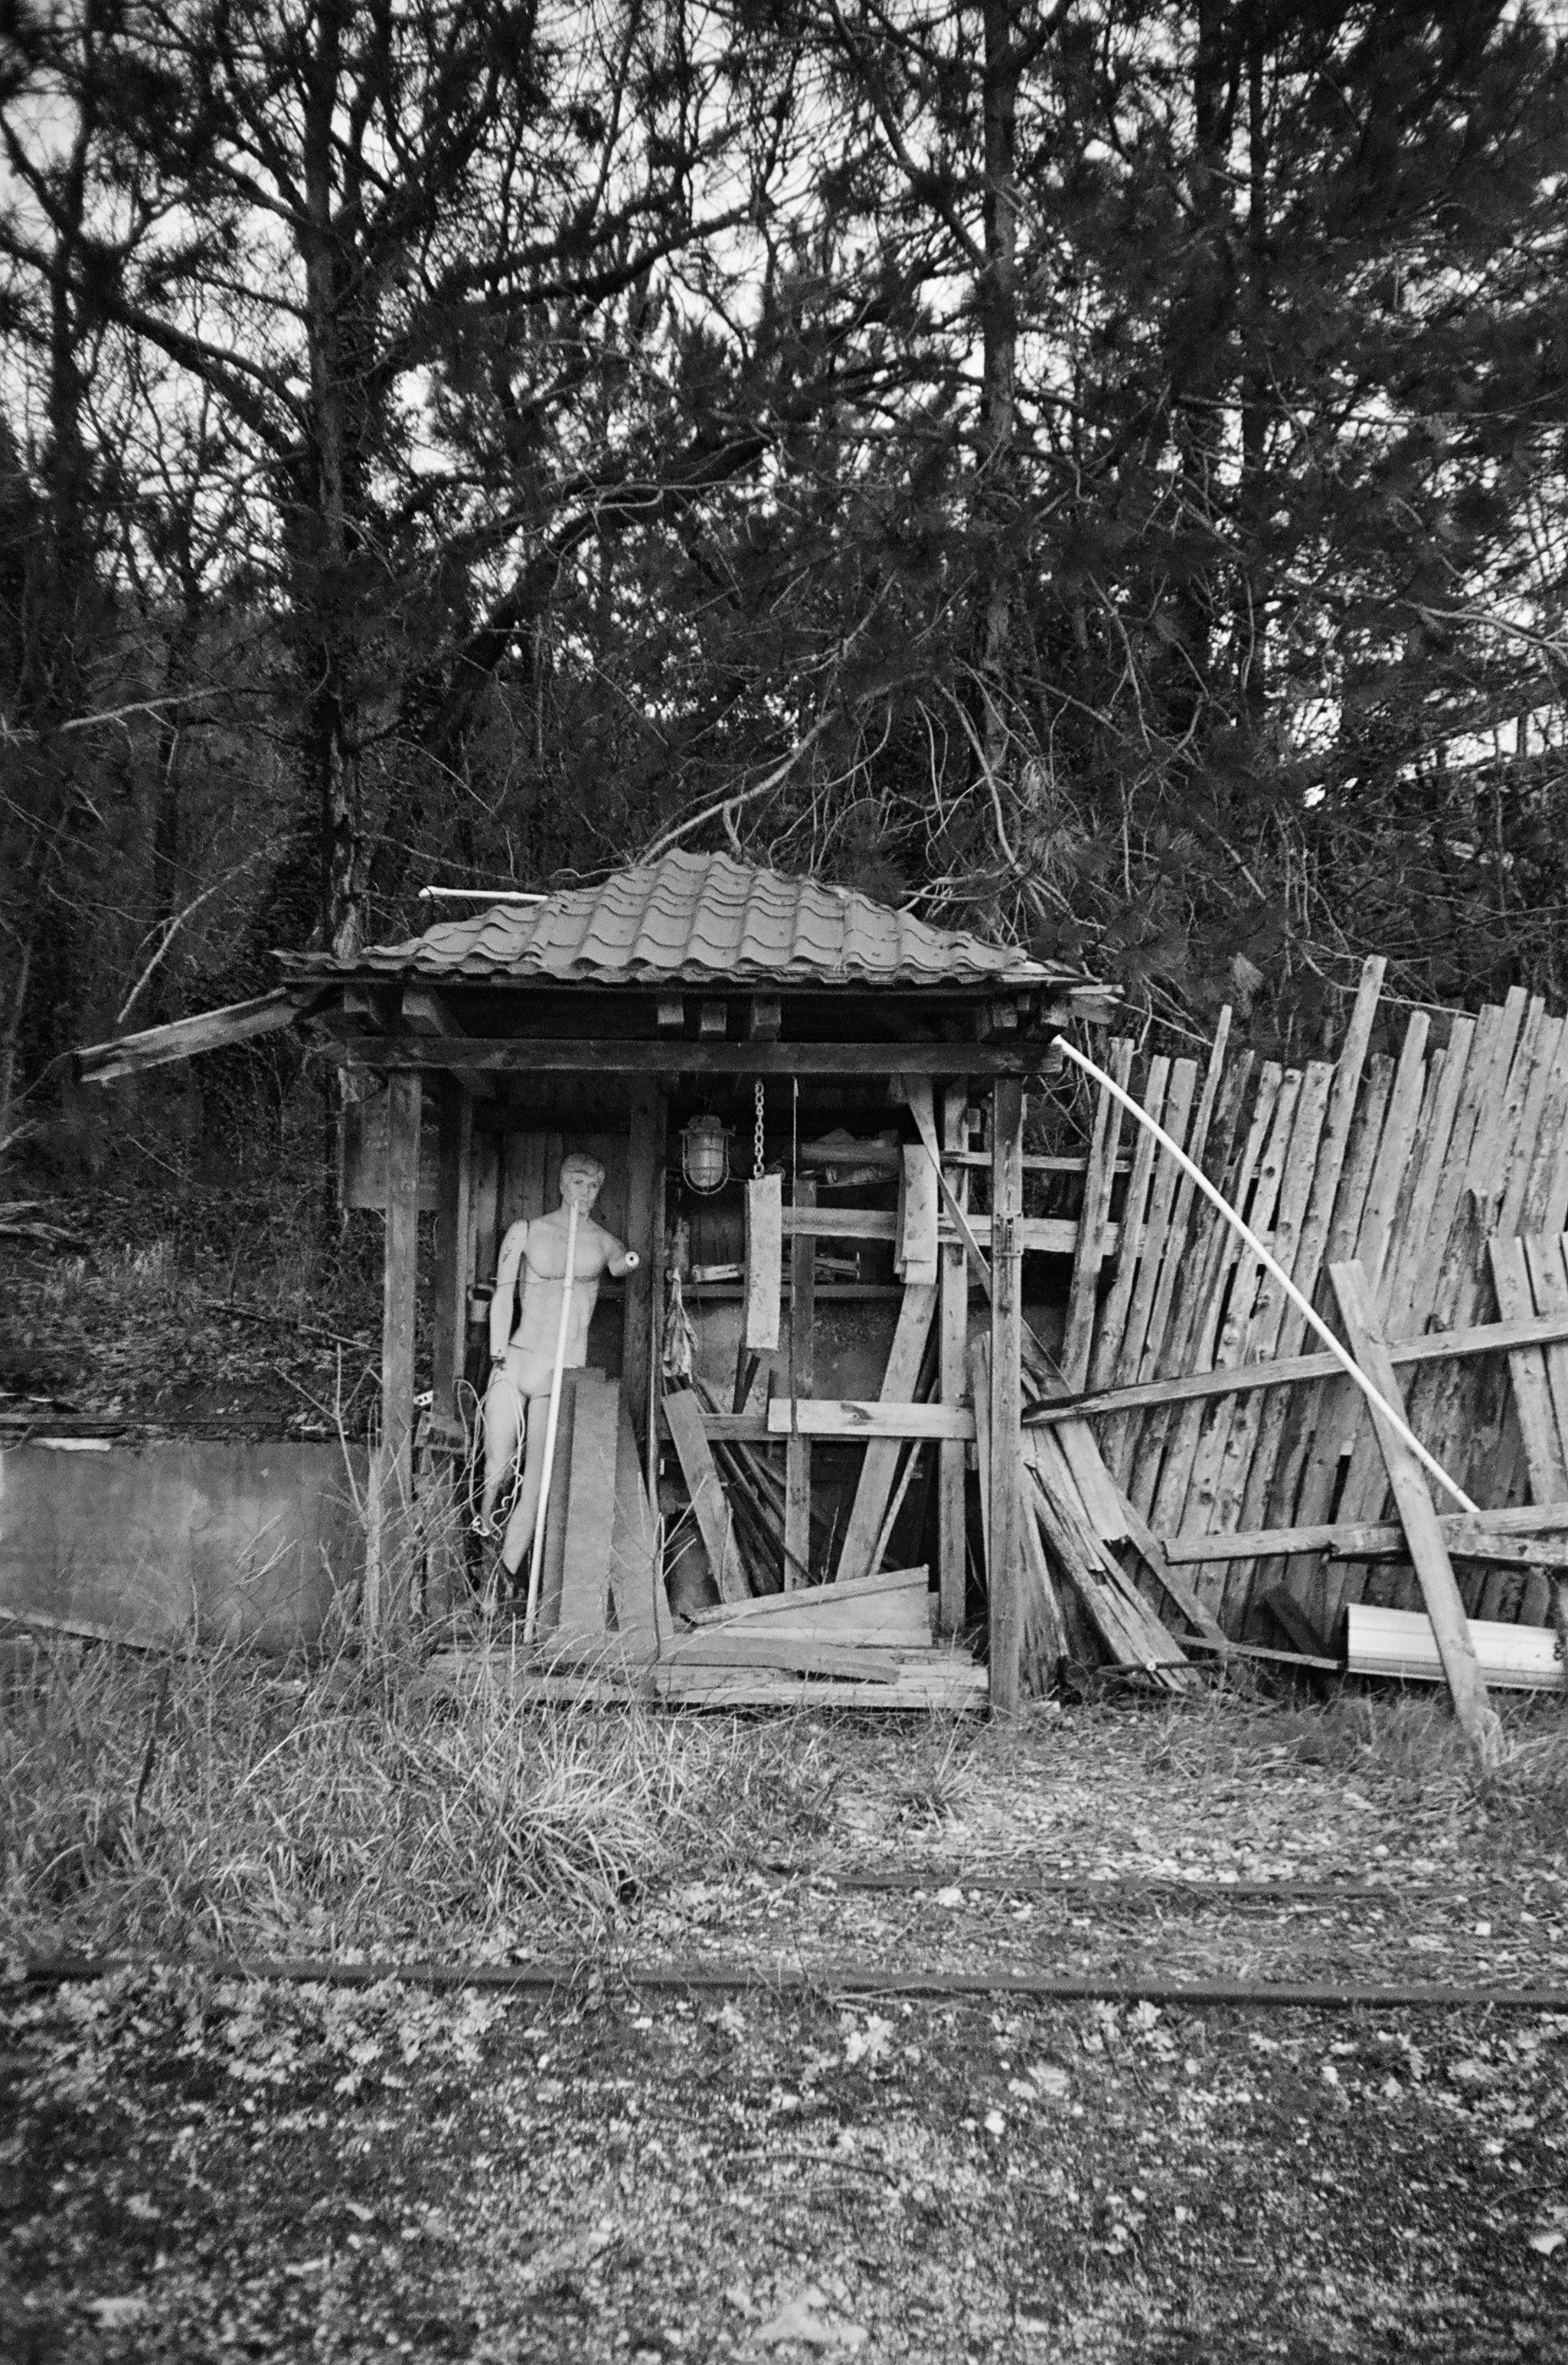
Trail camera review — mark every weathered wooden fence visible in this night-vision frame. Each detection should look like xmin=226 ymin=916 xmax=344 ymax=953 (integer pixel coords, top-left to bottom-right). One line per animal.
xmin=1069 ymin=961 xmax=1568 ymax=1645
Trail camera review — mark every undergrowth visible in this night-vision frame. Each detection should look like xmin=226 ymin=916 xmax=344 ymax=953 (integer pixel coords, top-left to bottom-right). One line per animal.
xmin=1141 ymin=1679 xmax=1568 ymax=1847
xmin=0 ymin=1636 xmax=839 ymax=1962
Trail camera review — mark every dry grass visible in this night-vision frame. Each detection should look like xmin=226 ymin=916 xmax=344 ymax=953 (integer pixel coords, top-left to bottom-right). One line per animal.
xmin=0 ymin=1633 xmax=843 ymax=1963
xmin=1139 ymin=1675 xmax=1568 ymax=1850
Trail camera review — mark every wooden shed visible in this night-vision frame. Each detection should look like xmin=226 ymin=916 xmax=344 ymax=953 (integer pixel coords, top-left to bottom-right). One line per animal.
xmin=78 ymin=852 xmax=1115 ymax=1707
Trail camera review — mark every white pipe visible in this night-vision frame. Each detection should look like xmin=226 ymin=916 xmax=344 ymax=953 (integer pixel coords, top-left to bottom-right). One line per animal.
xmin=419 ymin=886 xmax=546 ymax=904
xmin=522 ymin=1204 xmax=580 ymax=1641
xmin=1053 ymin=1038 xmax=1479 ymax=1515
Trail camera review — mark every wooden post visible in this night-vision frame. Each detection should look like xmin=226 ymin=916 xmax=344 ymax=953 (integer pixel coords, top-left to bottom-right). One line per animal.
xmin=1328 ymin=1259 xmax=1501 ymax=1757
xmin=622 ymin=1086 xmax=666 ymax=1448
xmin=784 ymin=1176 xmax=816 ymax=1588
xmin=988 ymin=1078 xmax=1024 ymax=1714
xmin=432 ymin=1076 xmax=472 ymax=1422
xmin=938 ymin=1086 xmax=970 ymax=1636
xmin=370 ymin=1070 xmax=421 ymax=1635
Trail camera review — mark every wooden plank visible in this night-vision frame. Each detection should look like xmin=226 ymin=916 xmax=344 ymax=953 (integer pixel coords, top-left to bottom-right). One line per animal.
xmin=835 ymin=1281 xmax=941 ymax=1586
xmin=782 ymin=1207 xmax=897 ymax=1240
xmin=1029 ymin=1305 xmax=1568 ymax=1426
xmin=663 ymin=1387 xmax=748 ymax=1603
xmin=1331 ymin=1532 xmax=1568 ymax=1570
xmin=369 ymin=1070 xmax=422 ymax=1635
xmin=1086 ymin=1056 xmax=1169 ymax=1394
xmin=1166 ymin=1499 xmax=1568 ymax=1563
xmin=686 ymin=1598 xmax=933 ymax=1647
xmin=1524 ymin=1233 xmax=1568 ymax=1478
xmin=1145 ymin=1063 xmax=1286 ymax=1540
xmin=1263 ymin=1050 xmax=1397 ymax=1574
xmin=767 ymin=1400 xmax=974 ymax=1441
xmin=609 ymin=1393 xmax=662 ymax=1661
xmin=783 ymin=1178 xmax=816 ymax=1588
xmin=1129 ymin=1010 xmax=1235 ymax=1394
xmin=1501 ymin=1014 xmax=1565 ymax=1238
xmin=621 ymin=1089 xmax=665 ymax=1448
xmin=939 ymin=1087 xmax=970 ymax=1638
xmin=1209 ymin=1063 xmax=1334 ymax=1628
xmin=345 ymin=1038 xmax=1066 ymax=1078
xmin=499 ymin=1127 xmax=547 ymax=1236
xmin=555 ymin=1375 xmax=619 ymax=1640
xmin=1178 ymin=1064 xmax=1305 ymax=1548
xmin=661 ymin=1633 xmax=906 ymax=1681
xmin=1488 ymin=1236 xmax=1567 ymax=1499
xmin=1288 ymin=1019 xmax=1436 ymax=1580
xmin=897 ymin=1145 xmax=939 ymax=1285
xmin=686 ymin=1566 xmax=927 ymax=1628
xmin=987 ymin=1079 xmax=1026 ymax=1712
xmin=431 ymin=1078 xmax=473 ymax=1420
xmin=1521 ymin=1022 xmax=1568 ymax=1236
xmin=1328 ymin=1260 xmax=1498 ymax=1749
xmin=1382 ymin=1015 xmax=1476 ymax=1344
xmin=75 ymin=988 xmax=303 ymax=1083
xmin=1359 ymin=1015 xmax=1431 ymax=1302
xmin=744 ymin=1174 xmax=783 ymax=1352
xmin=648 ymin=1664 xmax=988 ymax=1710
xmin=1061 ymin=1037 xmax=1134 ymax=1388
xmin=1122 ymin=1048 xmax=1254 ymax=1516
xmin=469 ymin=1126 xmax=500 ymax=1319
xmin=1094 ymin=1057 xmax=1197 ymax=1461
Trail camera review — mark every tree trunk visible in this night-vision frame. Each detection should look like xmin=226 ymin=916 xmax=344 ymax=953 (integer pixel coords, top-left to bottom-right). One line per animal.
xmin=977 ymin=0 xmax=1020 ymax=779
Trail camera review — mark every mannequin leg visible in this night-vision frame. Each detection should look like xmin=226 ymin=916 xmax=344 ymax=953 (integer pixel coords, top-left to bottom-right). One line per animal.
xmin=498 ymin=1393 xmax=552 ymax=1578
xmin=477 ymin=1370 xmax=524 ymax=1534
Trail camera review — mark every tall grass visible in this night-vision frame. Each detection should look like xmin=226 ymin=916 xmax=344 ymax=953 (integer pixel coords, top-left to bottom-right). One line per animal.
xmin=0 ymin=1635 xmax=841 ymax=1962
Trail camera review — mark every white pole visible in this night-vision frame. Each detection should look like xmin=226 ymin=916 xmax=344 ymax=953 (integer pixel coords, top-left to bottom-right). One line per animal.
xmin=522 ymin=1203 xmax=580 ymax=1641
xmin=1051 ymin=1037 xmax=1479 ymax=1516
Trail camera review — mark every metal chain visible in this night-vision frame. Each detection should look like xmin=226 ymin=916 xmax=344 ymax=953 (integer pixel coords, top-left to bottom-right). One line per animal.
xmin=753 ymin=1079 xmax=766 ymax=1181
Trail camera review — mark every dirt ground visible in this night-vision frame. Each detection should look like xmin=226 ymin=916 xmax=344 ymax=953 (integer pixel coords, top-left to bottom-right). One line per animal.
xmin=5 ymin=1694 xmax=1568 ymax=2364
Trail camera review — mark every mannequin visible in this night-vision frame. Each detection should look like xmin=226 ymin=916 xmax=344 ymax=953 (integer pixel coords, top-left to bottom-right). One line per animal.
xmin=477 ymin=1151 xmax=639 ymax=1584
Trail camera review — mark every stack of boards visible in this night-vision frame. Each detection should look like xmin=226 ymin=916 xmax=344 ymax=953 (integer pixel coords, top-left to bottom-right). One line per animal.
xmin=419 ymin=1370 xmax=985 ymax=1709
xmin=654 ymin=1565 xmax=986 ymax=1707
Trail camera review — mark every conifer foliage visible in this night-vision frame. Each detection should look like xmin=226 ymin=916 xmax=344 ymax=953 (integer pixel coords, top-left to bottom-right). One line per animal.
xmin=2 ymin=0 xmax=1566 ymax=1120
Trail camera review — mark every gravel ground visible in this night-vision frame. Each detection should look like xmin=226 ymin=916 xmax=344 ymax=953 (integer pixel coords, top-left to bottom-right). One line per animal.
xmin=5 ymin=1695 xmax=1568 ymax=2362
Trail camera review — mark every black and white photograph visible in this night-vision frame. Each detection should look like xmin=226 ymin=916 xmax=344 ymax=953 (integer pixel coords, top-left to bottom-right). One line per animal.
xmin=3 ymin=1 xmax=1568 ymax=2357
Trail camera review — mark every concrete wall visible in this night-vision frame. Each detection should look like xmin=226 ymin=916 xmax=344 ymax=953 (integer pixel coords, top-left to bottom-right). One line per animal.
xmin=0 ymin=1440 xmax=366 ymax=1652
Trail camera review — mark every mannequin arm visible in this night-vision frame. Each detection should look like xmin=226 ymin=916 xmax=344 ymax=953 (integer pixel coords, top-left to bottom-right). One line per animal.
xmin=606 ymin=1236 xmax=641 ymax=1278
xmin=490 ymin=1222 xmax=528 ymax=1361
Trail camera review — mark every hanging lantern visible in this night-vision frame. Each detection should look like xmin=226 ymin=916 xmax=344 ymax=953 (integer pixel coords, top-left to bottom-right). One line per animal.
xmin=681 ymin=1112 xmax=732 ymax=1194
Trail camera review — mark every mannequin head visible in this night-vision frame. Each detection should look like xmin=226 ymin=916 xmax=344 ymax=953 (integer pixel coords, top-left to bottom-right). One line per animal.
xmin=558 ymin=1151 xmax=606 ymax=1214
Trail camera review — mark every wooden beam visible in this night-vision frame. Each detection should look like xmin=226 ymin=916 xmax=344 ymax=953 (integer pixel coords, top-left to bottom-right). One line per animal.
xmin=1025 ymin=1305 xmax=1568 ymax=1429
xmin=744 ymin=1174 xmax=783 ymax=1354
xmin=1328 ymin=1259 xmax=1498 ymax=1752
xmin=699 ymin=1000 xmax=727 ymax=1037
xmin=1165 ymin=1498 xmax=1568 ymax=1563
xmin=74 ymin=989 xmax=305 ymax=1084
xmin=656 ymin=997 xmax=684 ymax=1032
xmin=748 ymin=998 xmax=782 ymax=1040
xmin=340 ymin=1038 xmax=1060 ymax=1078
xmin=778 ymin=1206 xmax=1096 ymax=1255
xmin=988 ymin=1078 xmax=1025 ymax=1715
xmin=372 ymin=1070 xmax=422 ymax=1635
xmin=783 ymin=1178 xmax=816 ymax=1588
xmin=621 ymin=1086 xmax=665 ymax=1447
xmin=939 ymin=1086 xmax=970 ymax=1638
xmin=431 ymin=1076 xmax=472 ymax=1419
xmin=684 ymin=1565 xmax=929 ymax=1629
xmin=834 ymin=1281 xmax=940 ymax=1585
xmin=767 ymin=1400 xmax=975 ymax=1440
xmin=662 ymin=1388 xmax=748 ymax=1603
xmin=1061 ymin=1037 xmax=1132 ymax=1388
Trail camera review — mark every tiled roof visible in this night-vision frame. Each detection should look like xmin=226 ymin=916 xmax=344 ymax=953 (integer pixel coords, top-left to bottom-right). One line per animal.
xmin=279 ymin=851 xmax=1077 ymax=991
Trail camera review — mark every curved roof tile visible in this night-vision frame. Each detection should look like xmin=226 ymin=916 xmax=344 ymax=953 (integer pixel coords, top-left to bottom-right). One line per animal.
xmin=279 ymin=851 xmax=1079 ymax=990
